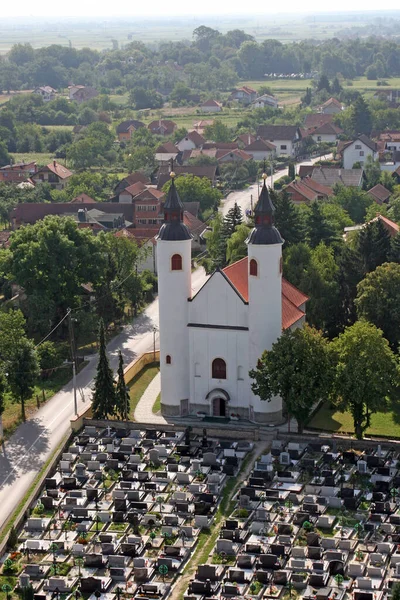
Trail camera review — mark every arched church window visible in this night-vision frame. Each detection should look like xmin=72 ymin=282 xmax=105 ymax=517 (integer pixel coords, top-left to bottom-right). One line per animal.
xmin=171 ymin=254 xmax=182 ymax=271
xmin=249 ymin=258 xmax=258 ymax=276
xmin=166 ymin=355 xmax=171 ymax=365
xmin=212 ymin=358 xmax=226 ymax=380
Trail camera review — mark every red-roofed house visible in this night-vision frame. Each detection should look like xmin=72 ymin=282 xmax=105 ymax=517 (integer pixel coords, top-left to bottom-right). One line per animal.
xmin=176 ymin=130 xmax=206 ymax=152
xmin=0 ymin=161 xmax=37 ymax=183
xmin=230 ymin=86 xmax=257 ymax=105
xmin=30 ymin=161 xmax=73 ymax=190
xmin=200 ymin=99 xmax=222 ymax=113
xmin=148 ymin=119 xmax=177 ymax=136
xmin=318 ymin=97 xmax=344 ymax=114
xmin=367 ymin=184 xmax=391 ymax=205
xmin=70 ymin=193 xmax=97 ymax=204
xmin=285 ymin=177 xmax=334 ymax=204
xmin=243 ymin=138 xmax=276 ymax=161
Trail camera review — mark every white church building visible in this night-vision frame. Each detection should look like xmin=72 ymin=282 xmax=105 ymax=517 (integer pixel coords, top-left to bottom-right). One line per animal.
xmin=156 ymin=173 xmax=308 ymax=424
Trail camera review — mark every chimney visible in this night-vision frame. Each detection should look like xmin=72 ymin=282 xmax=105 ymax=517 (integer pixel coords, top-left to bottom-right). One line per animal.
xmin=77 ymin=208 xmax=86 ymax=222
xmin=53 ymin=160 xmax=56 ymax=168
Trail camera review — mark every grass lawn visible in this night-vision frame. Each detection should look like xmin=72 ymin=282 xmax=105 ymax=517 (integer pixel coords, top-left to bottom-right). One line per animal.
xmin=152 ymin=393 xmax=161 ymax=415
xmin=128 ymin=362 xmax=160 ymax=420
xmin=309 ymin=401 xmax=400 ymax=438
xmin=10 ymin=152 xmax=56 ymax=166
xmin=2 ymin=362 xmax=86 ymax=440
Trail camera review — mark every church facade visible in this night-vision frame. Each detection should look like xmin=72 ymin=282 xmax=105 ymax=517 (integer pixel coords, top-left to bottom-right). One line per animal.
xmin=156 ymin=173 xmax=307 ymax=424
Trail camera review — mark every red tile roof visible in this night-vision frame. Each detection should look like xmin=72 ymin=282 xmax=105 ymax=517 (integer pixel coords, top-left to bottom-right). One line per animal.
xmin=123 ymin=181 xmax=147 ymax=197
xmin=43 ymin=161 xmax=73 ymax=179
xmin=222 ymin=257 xmax=308 ymax=329
xmin=70 ymin=193 xmax=97 ymax=204
xmin=201 ymin=99 xmax=222 ymax=107
xmin=304 ymin=113 xmax=334 ymax=129
xmin=367 ymin=183 xmax=391 ymax=204
xmin=371 ymin=214 xmax=399 ymax=237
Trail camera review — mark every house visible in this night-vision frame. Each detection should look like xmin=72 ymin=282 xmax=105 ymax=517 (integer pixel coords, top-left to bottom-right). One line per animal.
xmin=148 ymin=120 xmax=177 ymax=136
xmin=33 ymin=86 xmax=57 ymax=102
xmin=11 ymin=202 xmax=134 ymax=229
xmin=0 ymin=161 xmax=37 ymax=183
xmin=342 ymin=135 xmax=378 ymax=169
xmin=344 ymin=214 xmax=399 ymax=240
xmin=154 ymin=142 xmax=179 ymax=165
xmin=378 ymin=131 xmax=400 ymax=152
xmin=308 ymin=122 xmax=343 ymax=144
xmin=133 ymin=188 xmax=165 ymax=228
xmin=70 ymin=193 xmax=97 ymax=204
xmin=285 ymin=177 xmax=334 ymax=204
xmin=236 ymin=133 xmax=256 ymax=149
xmin=251 ymin=94 xmax=278 ymax=109
xmin=156 ymin=174 xmax=308 ymax=420
xmin=366 ymin=183 xmax=391 ymax=205
xmin=70 ymin=207 xmax=130 ymax=231
xmin=116 ymin=181 xmax=147 ymax=203
xmin=311 ymin=167 xmax=364 ymax=188
xmin=116 ymin=119 xmax=145 ymax=142
xmin=156 ymin=165 xmax=219 ymax=189
xmin=318 ymin=97 xmax=344 ymax=114
xmin=30 ymin=161 xmax=73 ymax=190
xmin=304 ymin=113 xmax=334 ymax=130
xmin=298 ymin=165 xmax=315 ymax=179
xmin=192 ymin=120 xmax=214 ymax=135
xmin=373 ymin=89 xmax=400 ymax=104
xmin=176 ymin=131 xmax=205 ymax=152
xmin=114 ymin=228 xmax=157 ymax=273
xmin=114 ymin=172 xmax=151 ymax=196
xmin=243 ymin=138 xmax=276 ymax=161
xmin=68 ymin=85 xmax=98 ymax=103
xmin=217 ymin=149 xmax=252 ymax=164
xmin=230 ymin=86 xmax=257 ymax=105
xmin=183 ymin=211 xmax=207 ymax=251
xmin=256 ymin=125 xmax=302 ymax=157
xmin=200 ymin=99 xmax=222 ymax=113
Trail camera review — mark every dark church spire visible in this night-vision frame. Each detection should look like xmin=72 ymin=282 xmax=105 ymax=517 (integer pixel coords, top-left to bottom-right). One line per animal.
xmin=247 ymin=172 xmax=284 ymax=245
xmin=157 ymin=171 xmax=191 ymax=241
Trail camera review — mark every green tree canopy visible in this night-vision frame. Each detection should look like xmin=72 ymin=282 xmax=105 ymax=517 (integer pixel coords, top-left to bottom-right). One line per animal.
xmin=331 ymin=320 xmax=400 ymax=439
xmin=91 ymin=319 xmax=116 ymax=420
xmin=249 ymin=324 xmax=332 ymax=433
xmin=162 ymin=174 xmax=222 ymax=214
xmin=356 ymin=262 xmax=400 ymax=349
xmin=7 ymin=338 xmax=40 ymax=421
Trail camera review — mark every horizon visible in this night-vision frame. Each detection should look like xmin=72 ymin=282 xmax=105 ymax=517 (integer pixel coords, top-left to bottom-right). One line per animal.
xmin=2 ymin=7 xmax=400 ymax=19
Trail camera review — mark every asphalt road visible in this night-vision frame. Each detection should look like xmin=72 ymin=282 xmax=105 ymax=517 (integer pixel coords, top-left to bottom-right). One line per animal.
xmin=220 ymin=154 xmax=333 ymax=217
xmin=0 ymin=267 xmax=208 ymax=530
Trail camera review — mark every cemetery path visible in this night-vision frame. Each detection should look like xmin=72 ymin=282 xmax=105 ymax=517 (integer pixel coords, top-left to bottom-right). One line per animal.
xmin=0 ymin=268 xmax=208 ymax=531
xmin=134 ymin=372 xmax=164 ymax=424
xmin=220 ymin=154 xmax=333 ymax=217
xmin=169 ymin=440 xmax=270 ymax=600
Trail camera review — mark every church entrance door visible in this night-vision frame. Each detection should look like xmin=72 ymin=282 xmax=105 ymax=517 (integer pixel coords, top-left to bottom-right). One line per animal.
xmin=212 ymin=397 xmax=227 ymax=417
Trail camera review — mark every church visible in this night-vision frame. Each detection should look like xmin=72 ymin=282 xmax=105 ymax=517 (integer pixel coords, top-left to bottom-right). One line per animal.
xmin=156 ymin=172 xmax=308 ymax=424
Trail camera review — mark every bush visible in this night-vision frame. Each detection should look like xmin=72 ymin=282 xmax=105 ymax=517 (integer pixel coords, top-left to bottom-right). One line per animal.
xmin=6 ymin=526 xmax=18 ymax=550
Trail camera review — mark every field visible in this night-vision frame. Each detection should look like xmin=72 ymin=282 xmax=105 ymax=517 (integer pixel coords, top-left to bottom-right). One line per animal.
xmin=1 ymin=13 xmax=399 ymax=54
xmin=309 ymin=401 xmax=400 ymax=438
xmin=10 ymin=153 xmax=56 ymax=166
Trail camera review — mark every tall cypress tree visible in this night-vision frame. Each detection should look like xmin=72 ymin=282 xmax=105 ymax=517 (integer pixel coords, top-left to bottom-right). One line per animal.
xmin=115 ymin=350 xmax=130 ymax=420
xmin=350 ymin=96 xmax=372 ymax=136
xmin=273 ymin=191 xmax=305 ymax=247
xmin=307 ymin=201 xmax=337 ymax=249
xmin=357 ymin=219 xmax=391 ymax=273
xmin=92 ymin=319 xmax=116 ymax=420
xmin=222 ymin=202 xmax=243 ymax=237
xmin=390 ymin=232 xmax=400 ymax=263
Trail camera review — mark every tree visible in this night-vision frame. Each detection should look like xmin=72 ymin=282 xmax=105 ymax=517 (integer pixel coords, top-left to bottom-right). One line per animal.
xmin=91 ymin=319 xmax=116 ymax=420
xmin=356 ymin=262 xmax=400 ymax=350
xmin=162 ymin=174 xmax=222 ymax=214
xmin=335 ymin=245 xmax=364 ymax=333
xmin=115 ymin=350 xmax=129 ymax=420
xmin=332 ymin=186 xmax=373 ymax=223
xmin=7 ymin=338 xmax=39 ymax=422
xmin=272 ymin=191 xmax=305 ymax=247
xmin=350 ymin=96 xmax=372 ymax=136
xmin=364 ymin=155 xmax=381 ymax=188
xmin=0 ymin=370 xmax=6 ymax=441
xmin=8 ymin=216 xmax=105 ymax=328
xmin=203 ymin=213 xmax=227 ymax=272
xmin=0 ymin=141 xmax=11 ymax=168
xmin=307 ymin=201 xmax=337 ymax=248
xmin=331 ymin=320 xmax=399 ymax=439
xmin=288 ymin=161 xmax=295 ymax=180
xmin=0 ymin=309 xmax=26 ymax=361
xmin=390 ymin=233 xmax=400 ymax=263
xmin=226 ymin=224 xmax=251 ymax=264
xmin=357 ymin=219 xmax=391 ymax=273
xmin=249 ymin=325 xmax=332 ymax=433
xmin=204 ymin=120 xmax=231 ymax=143
xmin=222 ymin=203 xmax=243 ymax=238
xmin=331 ymin=77 xmax=342 ymax=95
xmin=317 ymin=75 xmax=331 ymax=93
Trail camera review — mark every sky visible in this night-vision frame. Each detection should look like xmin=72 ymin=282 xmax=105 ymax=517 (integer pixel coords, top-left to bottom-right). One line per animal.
xmin=1 ymin=1 xmax=400 ymax=18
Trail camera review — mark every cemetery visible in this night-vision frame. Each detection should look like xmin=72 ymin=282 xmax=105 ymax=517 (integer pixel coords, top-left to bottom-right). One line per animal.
xmin=3 ymin=428 xmax=400 ymax=600
xmin=0 ymin=425 xmax=252 ymax=600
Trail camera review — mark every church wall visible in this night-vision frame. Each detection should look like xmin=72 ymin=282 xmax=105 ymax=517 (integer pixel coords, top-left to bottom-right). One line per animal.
xmin=189 ymin=271 xmax=248 ymax=328
xmin=188 ymin=326 xmax=250 ymax=416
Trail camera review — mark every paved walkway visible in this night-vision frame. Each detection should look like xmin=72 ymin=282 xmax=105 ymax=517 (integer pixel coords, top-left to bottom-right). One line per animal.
xmin=134 ymin=372 xmax=165 ymax=424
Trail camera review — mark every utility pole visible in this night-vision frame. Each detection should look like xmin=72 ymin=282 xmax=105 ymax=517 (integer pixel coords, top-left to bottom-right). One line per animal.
xmin=67 ymin=309 xmax=78 ymax=416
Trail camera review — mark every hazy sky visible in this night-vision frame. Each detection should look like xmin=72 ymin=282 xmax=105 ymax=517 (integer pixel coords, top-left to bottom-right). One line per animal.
xmin=2 ymin=1 xmax=400 ymax=17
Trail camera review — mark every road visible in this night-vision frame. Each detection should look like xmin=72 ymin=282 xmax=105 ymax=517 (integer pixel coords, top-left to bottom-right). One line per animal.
xmin=0 ymin=267 xmax=208 ymax=530
xmin=220 ymin=154 xmax=332 ymax=217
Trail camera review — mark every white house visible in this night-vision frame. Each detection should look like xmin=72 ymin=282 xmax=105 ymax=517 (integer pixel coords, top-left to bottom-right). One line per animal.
xmin=252 ymin=94 xmax=278 ymax=110
xmin=256 ymin=126 xmax=302 ymax=157
xmin=200 ymin=99 xmax=222 ymax=113
xmin=309 ymin=122 xmax=343 ymax=144
xmin=243 ymin=138 xmax=276 ymax=161
xmin=342 ymin=135 xmax=378 ymax=169
xmin=318 ymin=97 xmax=344 ymax=114
xmin=176 ymin=131 xmax=205 ymax=152
xmin=156 ymin=173 xmax=307 ymax=422
xmin=34 ymin=86 xmax=57 ymax=102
